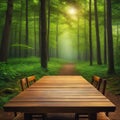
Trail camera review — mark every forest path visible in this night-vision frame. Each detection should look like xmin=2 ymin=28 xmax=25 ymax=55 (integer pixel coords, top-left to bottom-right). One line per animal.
xmin=58 ymin=63 xmax=78 ymax=75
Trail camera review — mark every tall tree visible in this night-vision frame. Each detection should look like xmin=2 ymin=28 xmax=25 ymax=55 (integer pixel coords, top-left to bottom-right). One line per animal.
xmin=19 ymin=0 xmax=23 ymax=57
xmin=0 ymin=0 xmax=13 ymax=62
xmin=104 ymin=0 xmax=107 ymax=64
xmin=56 ymin=12 xmax=59 ymax=58
xmin=14 ymin=24 xmax=18 ymax=57
xmin=106 ymin=0 xmax=115 ymax=74
xmin=40 ymin=0 xmax=48 ymax=69
xmin=89 ymin=0 xmax=93 ymax=65
xmin=47 ymin=0 xmax=51 ymax=60
xmin=77 ymin=16 xmax=80 ymax=60
xmin=84 ymin=0 xmax=89 ymax=61
xmin=39 ymin=0 xmax=41 ymax=57
xmin=94 ymin=0 xmax=102 ymax=65
xmin=34 ymin=10 xmax=37 ymax=56
xmin=115 ymin=24 xmax=120 ymax=65
xmin=25 ymin=0 xmax=28 ymax=57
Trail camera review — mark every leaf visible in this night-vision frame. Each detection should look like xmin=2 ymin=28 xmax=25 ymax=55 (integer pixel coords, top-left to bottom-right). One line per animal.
xmin=11 ymin=44 xmax=34 ymax=50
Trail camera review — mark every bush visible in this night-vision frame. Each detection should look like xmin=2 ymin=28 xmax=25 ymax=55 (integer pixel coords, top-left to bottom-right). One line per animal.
xmin=0 ymin=63 xmax=18 ymax=82
xmin=0 ymin=57 xmax=65 ymax=108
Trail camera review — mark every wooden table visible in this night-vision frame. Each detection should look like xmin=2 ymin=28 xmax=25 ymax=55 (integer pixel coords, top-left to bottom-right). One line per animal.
xmin=4 ymin=76 xmax=116 ymax=120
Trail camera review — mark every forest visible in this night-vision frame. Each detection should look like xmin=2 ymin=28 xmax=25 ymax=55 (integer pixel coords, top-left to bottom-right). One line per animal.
xmin=0 ymin=0 xmax=120 ymax=109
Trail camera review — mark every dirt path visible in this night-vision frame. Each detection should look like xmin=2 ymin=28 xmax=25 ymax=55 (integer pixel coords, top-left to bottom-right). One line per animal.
xmin=0 ymin=63 xmax=120 ymax=120
xmin=106 ymin=92 xmax=120 ymax=120
xmin=59 ymin=63 xmax=78 ymax=75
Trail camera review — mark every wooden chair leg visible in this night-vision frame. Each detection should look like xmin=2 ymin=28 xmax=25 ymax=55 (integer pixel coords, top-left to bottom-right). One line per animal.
xmin=106 ymin=112 xmax=109 ymax=116
xmin=75 ymin=113 xmax=79 ymax=120
xmin=24 ymin=113 xmax=32 ymax=120
xmin=14 ymin=112 xmax=17 ymax=116
xmin=43 ymin=113 xmax=47 ymax=120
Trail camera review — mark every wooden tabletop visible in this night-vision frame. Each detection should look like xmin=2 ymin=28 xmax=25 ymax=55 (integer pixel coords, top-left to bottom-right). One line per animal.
xmin=4 ymin=76 xmax=116 ymax=120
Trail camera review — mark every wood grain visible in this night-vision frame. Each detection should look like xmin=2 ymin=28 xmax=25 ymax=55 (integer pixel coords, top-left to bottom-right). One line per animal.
xmin=4 ymin=76 xmax=116 ymax=120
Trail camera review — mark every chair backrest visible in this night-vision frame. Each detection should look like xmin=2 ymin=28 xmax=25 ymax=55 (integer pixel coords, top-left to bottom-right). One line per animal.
xmin=26 ymin=75 xmax=36 ymax=87
xmin=91 ymin=76 xmax=107 ymax=95
xmin=100 ymin=79 xmax=107 ymax=95
xmin=20 ymin=78 xmax=28 ymax=91
xmin=91 ymin=75 xmax=102 ymax=90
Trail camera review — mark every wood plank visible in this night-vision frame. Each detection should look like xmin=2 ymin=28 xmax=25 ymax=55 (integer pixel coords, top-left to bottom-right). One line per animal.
xmin=11 ymin=98 xmax=110 ymax=102
xmin=4 ymin=101 xmax=115 ymax=107
xmin=27 ymin=87 xmax=96 ymax=90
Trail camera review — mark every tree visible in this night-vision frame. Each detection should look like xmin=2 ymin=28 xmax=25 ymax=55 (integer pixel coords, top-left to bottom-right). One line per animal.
xmin=89 ymin=0 xmax=93 ymax=65
xmin=94 ymin=0 xmax=102 ymax=65
xmin=19 ymin=0 xmax=23 ymax=57
xmin=25 ymin=0 xmax=29 ymax=57
xmin=77 ymin=16 xmax=80 ymax=60
xmin=34 ymin=10 xmax=37 ymax=56
xmin=56 ymin=12 xmax=59 ymax=58
xmin=104 ymin=0 xmax=107 ymax=64
xmin=40 ymin=0 xmax=48 ymax=69
xmin=0 ymin=0 xmax=13 ymax=62
xmin=106 ymin=0 xmax=115 ymax=74
xmin=84 ymin=0 xmax=89 ymax=61
xmin=47 ymin=0 xmax=51 ymax=60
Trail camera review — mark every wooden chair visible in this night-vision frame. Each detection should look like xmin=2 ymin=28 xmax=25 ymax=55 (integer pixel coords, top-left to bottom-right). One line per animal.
xmin=75 ymin=77 xmax=109 ymax=120
xmin=20 ymin=77 xmax=28 ymax=91
xmin=14 ymin=78 xmax=28 ymax=117
xmin=26 ymin=75 xmax=47 ymax=120
xmin=100 ymin=79 xmax=107 ymax=95
xmin=91 ymin=75 xmax=102 ymax=90
xmin=14 ymin=77 xmax=46 ymax=120
xmin=26 ymin=75 xmax=36 ymax=87
xmin=99 ymin=79 xmax=109 ymax=116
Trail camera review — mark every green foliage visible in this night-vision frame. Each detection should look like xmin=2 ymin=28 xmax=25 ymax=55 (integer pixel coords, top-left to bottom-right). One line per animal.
xmin=0 ymin=57 xmax=65 ymax=108
xmin=11 ymin=44 xmax=34 ymax=50
xmin=0 ymin=63 xmax=18 ymax=82
xmin=107 ymin=76 xmax=120 ymax=94
xmin=76 ymin=62 xmax=120 ymax=95
xmin=76 ymin=62 xmax=107 ymax=82
xmin=115 ymin=46 xmax=120 ymax=66
xmin=0 ymin=93 xmax=18 ymax=109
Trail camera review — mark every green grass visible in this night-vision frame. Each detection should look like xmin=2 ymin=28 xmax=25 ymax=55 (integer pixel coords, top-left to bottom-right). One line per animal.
xmin=76 ymin=62 xmax=120 ymax=95
xmin=0 ymin=57 xmax=65 ymax=109
xmin=76 ymin=62 xmax=108 ymax=81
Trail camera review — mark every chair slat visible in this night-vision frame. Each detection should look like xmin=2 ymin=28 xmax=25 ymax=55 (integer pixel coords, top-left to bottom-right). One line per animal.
xmin=20 ymin=78 xmax=28 ymax=91
xmin=26 ymin=75 xmax=36 ymax=87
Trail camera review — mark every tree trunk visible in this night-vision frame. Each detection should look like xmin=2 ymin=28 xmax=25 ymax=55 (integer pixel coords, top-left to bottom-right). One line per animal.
xmin=19 ymin=0 xmax=23 ymax=58
xmin=104 ymin=0 xmax=107 ymax=64
xmin=106 ymin=0 xmax=115 ymax=74
xmin=47 ymin=0 xmax=51 ymax=60
xmin=34 ymin=11 xmax=37 ymax=56
xmin=56 ymin=11 xmax=59 ymax=58
xmin=89 ymin=0 xmax=93 ymax=65
xmin=77 ymin=16 xmax=80 ymax=60
xmin=39 ymin=0 xmax=41 ymax=57
xmin=84 ymin=0 xmax=89 ymax=61
xmin=0 ymin=0 xmax=13 ymax=62
xmin=115 ymin=24 xmax=119 ymax=65
xmin=14 ymin=24 xmax=18 ymax=57
xmin=40 ymin=0 xmax=48 ymax=69
xmin=25 ymin=0 xmax=28 ymax=57
xmin=94 ymin=0 xmax=102 ymax=65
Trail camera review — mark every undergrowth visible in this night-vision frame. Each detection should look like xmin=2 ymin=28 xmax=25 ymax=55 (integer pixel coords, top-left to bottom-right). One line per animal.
xmin=0 ymin=57 xmax=65 ymax=109
xmin=76 ymin=62 xmax=120 ymax=95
